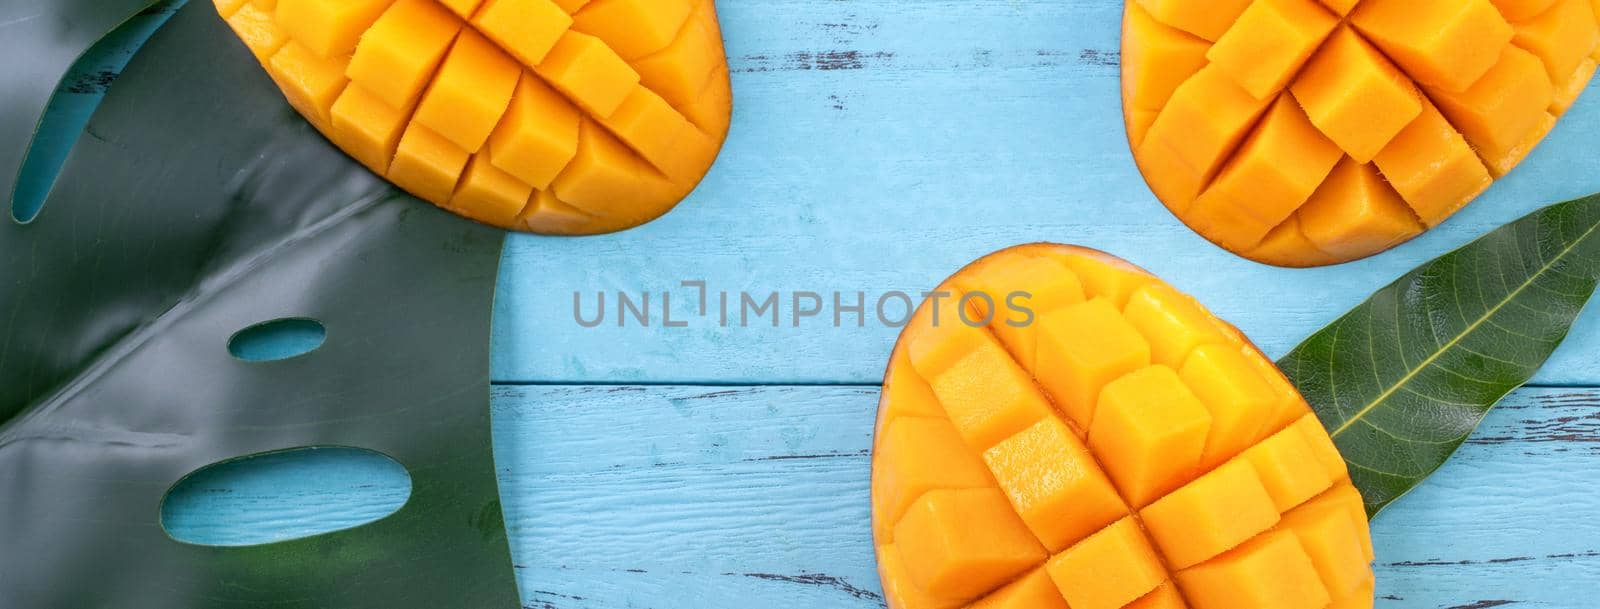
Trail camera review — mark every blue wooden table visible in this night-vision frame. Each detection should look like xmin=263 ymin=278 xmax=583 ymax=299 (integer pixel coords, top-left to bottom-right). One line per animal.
xmin=151 ymin=1 xmax=1600 ymax=607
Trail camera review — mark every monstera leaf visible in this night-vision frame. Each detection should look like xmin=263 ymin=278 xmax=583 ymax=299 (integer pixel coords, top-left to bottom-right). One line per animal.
xmin=0 ymin=3 xmax=518 ymax=608
xmin=1281 ymin=194 xmax=1600 ymax=517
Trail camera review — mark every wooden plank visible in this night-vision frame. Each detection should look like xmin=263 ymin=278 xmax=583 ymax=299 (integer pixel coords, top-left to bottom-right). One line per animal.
xmin=165 ymin=385 xmax=1600 ymax=608
xmin=491 ymin=0 xmax=1600 ymax=386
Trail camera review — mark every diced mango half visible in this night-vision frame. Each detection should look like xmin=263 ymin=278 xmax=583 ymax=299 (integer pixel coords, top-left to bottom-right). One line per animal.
xmin=213 ymin=0 xmax=731 ymax=234
xmin=873 ymin=244 xmax=1372 ymax=609
xmin=1124 ymin=0 xmax=1598 ymax=266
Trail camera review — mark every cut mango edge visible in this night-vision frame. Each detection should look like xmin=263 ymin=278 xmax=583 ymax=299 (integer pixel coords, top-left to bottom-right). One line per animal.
xmin=1123 ymin=0 xmax=1600 ymax=267
xmin=872 ymin=243 xmax=1374 ymax=609
xmin=217 ymin=0 xmax=733 ymax=235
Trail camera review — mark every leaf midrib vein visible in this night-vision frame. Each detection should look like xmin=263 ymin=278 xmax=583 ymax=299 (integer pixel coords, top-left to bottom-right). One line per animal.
xmin=1329 ymin=215 xmax=1600 ymax=439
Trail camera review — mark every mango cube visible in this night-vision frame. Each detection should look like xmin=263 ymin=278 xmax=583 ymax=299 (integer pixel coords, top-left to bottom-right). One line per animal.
xmin=1207 ymin=0 xmax=1339 ymax=99
xmin=1554 ymin=57 xmax=1599 ymax=114
xmin=1179 ymin=343 xmax=1277 ymax=469
xmin=1186 ymin=95 xmax=1344 ymax=250
xmin=917 ymin=332 xmax=1055 ymax=451
xmin=1140 ymin=459 xmax=1280 ymax=569
xmin=873 ymin=416 xmax=997 ymax=540
xmin=226 ymin=2 xmax=289 ymax=61
xmin=448 ymin=150 xmax=535 ymax=227
xmin=1123 ymin=283 xmax=1229 ymax=369
xmin=878 ymin=545 xmax=966 ymax=609
xmin=471 ymin=0 xmax=572 ymax=66
xmin=1175 ymin=530 xmax=1331 ymax=609
xmin=1279 ymin=492 xmax=1373 ymax=596
xmin=273 ymin=0 xmax=392 ymax=58
xmin=1034 ymin=298 xmax=1152 ymax=429
xmin=1515 ymin=0 xmax=1600 ymax=83
xmin=1123 ymin=3 xmax=1211 ymax=112
xmin=1136 ymin=65 xmax=1274 ymax=207
xmin=346 ymin=0 xmax=461 ymax=110
xmin=1372 ymin=101 xmax=1493 ymax=225
xmin=414 ymin=30 xmax=523 ymax=152
xmin=1291 ymin=26 xmax=1423 ymax=163
xmin=876 ymin=350 xmax=947 ymax=438
xmin=970 ymin=569 xmax=1069 ymax=609
xmin=548 ymin=118 xmax=680 ymax=221
xmin=1240 ymin=421 xmax=1337 ymax=513
xmin=1298 ymin=159 xmax=1424 ymax=260
xmin=571 ymin=0 xmax=694 ymax=60
xmin=1292 ymin=414 xmax=1352 ymax=483
xmin=1494 ymin=0 xmax=1561 ymax=21
xmin=632 ymin=12 xmax=723 ymax=107
xmin=957 ymin=256 xmax=1086 ymax=370
xmin=536 ymin=30 xmax=642 ymax=116
xmin=329 ymin=83 xmax=411 ymax=174
xmin=265 ymin=41 xmax=349 ymax=130
xmin=1351 ymin=0 xmax=1515 ymax=92
xmin=1054 ymin=249 xmax=1153 ymax=308
xmin=1126 ymin=583 xmax=1188 ymax=609
xmin=1045 ymin=518 xmax=1167 ymax=609
xmin=1330 ymin=578 xmax=1377 ymax=609
xmin=598 ymin=86 xmax=705 ymax=181
xmin=1245 ymin=214 xmax=1338 ymax=268
xmin=1325 ymin=484 xmax=1376 ymax=561
xmin=487 ymin=73 xmax=581 ymax=189
xmin=1425 ymin=45 xmax=1555 ymax=176
xmin=893 ymin=488 xmax=1048 ymax=601
xmin=1089 ymin=366 xmax=1212 ymax=507
xmin=1133 ymin=0 xmax=1254 ymax=41
xmin=437 ymin=0 xmax=484 ymax=18
xmin=984 ymin=417 xmax=1127 ymax=552
xmin=388 ymin=123 xmax=470 ymax=204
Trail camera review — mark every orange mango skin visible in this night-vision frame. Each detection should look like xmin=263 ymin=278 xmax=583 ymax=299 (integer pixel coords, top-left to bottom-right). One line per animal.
xmin=216 ymin=0 xmax=732 ymax=235
xmin=871 ymin=244 xmax=1374 ymax=609
xmin=1123 ymin=0 xmax=1600 ymax=267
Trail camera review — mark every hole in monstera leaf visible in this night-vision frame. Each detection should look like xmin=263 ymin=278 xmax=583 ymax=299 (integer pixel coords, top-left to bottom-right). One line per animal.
xmin=228 ymin=318 xmax=326 ymax=361
xmin=10 ymin=1 xmax=181 ymax=223
xmin=160 ymin=447 xmax=412 ymax=546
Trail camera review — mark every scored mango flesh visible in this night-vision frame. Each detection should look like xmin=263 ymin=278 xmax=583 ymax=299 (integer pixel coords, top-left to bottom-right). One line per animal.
xmin=1123 ymin=0 xmax=1600 ymax=266
xmin=872 ymin=244 xmax=1374 ymax=609
xmin=214 ymin=0 xmax=732 ymax=235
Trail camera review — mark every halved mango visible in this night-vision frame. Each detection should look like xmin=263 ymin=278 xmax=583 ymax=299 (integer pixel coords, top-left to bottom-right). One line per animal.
xmin=1124 ymin=0 xmax=1600 ymax=266
xmin=872 ymin=244 xmax=1373 ymax=608
xmin=215 ymin=0 xmax=732 ymax=234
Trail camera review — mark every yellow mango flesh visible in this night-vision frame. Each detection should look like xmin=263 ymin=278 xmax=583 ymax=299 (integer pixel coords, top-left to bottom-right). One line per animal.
xmin=872 ymin=244 xmax=1374 ymax=609
xmin=215 ymin=0 xmax=731 ymax=235
xmin=1124 ymin=0 xmax=1600 ymax=266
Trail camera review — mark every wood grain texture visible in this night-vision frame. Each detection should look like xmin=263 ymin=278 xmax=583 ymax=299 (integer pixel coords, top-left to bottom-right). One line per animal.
xmin=490 ymin=0 xmax=1600 ymax=386
xmin=167 ymin=386 xmax=1600 ymax=608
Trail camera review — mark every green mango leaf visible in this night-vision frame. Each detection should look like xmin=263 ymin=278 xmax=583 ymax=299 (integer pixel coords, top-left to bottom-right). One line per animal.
xmin=1280 ymin=194 xmax=1600 ymax=517
xmin=0 ymin=3 xmax=519 ymax=608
